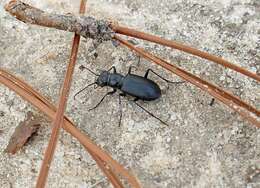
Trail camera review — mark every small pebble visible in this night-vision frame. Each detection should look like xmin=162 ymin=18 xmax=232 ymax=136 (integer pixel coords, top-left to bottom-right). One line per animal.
xmin=219 ymin=75 xmax=225 ymax=81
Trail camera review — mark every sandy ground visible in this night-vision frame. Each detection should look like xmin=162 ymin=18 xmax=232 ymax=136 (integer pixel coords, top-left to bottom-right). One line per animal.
xmin=0 ymin=0 xmax=259 ymax=187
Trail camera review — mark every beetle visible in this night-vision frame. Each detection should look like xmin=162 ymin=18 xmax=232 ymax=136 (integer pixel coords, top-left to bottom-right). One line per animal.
xmin=74 ymin=64 xmax=185 ymax=126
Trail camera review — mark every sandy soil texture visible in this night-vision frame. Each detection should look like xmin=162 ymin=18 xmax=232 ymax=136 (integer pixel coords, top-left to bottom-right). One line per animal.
xmin=0 ymin=0 xmax=259 ymax=187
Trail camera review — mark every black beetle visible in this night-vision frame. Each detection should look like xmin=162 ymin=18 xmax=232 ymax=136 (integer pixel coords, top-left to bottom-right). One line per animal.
xmin=74 ymin=65 xmax=184 ymax=126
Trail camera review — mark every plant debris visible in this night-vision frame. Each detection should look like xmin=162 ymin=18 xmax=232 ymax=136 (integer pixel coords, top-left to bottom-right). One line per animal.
xmin=5 ymin=111 xmax=40 ymax=154
xmin=5 ymin=0 xmax=115 ymax=42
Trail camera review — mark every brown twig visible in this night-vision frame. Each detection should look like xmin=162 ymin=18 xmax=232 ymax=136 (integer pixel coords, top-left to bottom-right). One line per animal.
xmin=0 ymin=68 xmax=140 ymax=188
xmin=114 ymin=35 xmax=260 ymax=128
xmin=4 ymin=0 xmax=114 ymax=42
xmin=36 ymin=1 xmax=86 ymax=187
xmin=112 ymin=25 xmax=260 ymax=82
xmin=90 ymin=155 xmax=125 ymax=188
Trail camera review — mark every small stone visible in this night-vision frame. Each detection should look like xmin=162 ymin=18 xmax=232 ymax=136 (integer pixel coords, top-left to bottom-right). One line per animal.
xmin=171 ymin=113 xmax=177 ymax=121
xmin=219 ymin=75 xmax=225 ymax=81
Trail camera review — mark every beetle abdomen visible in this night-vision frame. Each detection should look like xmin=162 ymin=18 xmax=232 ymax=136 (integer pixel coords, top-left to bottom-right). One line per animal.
xmin=121 ymin=74 xmax=161 ymax=100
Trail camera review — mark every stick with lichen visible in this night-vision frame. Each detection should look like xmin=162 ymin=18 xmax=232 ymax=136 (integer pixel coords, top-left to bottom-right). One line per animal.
xmin=5 ymin=0 xmax=115 ymax=42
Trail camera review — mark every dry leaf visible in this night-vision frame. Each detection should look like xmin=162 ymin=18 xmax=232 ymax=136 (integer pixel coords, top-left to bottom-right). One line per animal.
xmin=5 ymin=111 xmax=40 ymax=154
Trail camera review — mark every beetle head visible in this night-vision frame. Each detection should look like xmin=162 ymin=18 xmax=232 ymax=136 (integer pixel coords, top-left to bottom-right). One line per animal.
xmin=96 ymin=71 xmax=109 ymax=87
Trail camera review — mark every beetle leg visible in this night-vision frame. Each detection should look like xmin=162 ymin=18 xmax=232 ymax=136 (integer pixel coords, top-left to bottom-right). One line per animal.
xmin=133 ymin=97 xmax=139 ymax=102
xmin=133 ymin=101 xmax=169 ymax=126
xmin=136 ymin=56 xmax=141 ymax=66
xmin=107 ymin=66 xmax=117 ymax=73
xmin=118 ymin=94 xmax=123 ymax=127
xmin=88 ymin=89 xmax=116 ymax=111
xmin=128 ymin=66 xmax=138 ymax=74
xmin=144 ymin=69 xmax=185 ymax=88
xmin=209 ymin=98 xmax=215 ymax=106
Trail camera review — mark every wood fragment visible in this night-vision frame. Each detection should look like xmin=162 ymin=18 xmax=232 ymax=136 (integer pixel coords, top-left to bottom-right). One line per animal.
xmin=5 ymin=111 xmax=40 ymax=154
xmin=5 ymin=0 xmax=114 ymax=42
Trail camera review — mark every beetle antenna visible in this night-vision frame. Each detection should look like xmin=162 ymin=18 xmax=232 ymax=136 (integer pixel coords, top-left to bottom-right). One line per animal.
xmin=74 ymin=82 xmax=96 ymax=100
xmin=79 ymin=65 xmax=99 ymax=76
